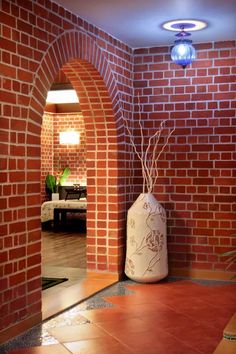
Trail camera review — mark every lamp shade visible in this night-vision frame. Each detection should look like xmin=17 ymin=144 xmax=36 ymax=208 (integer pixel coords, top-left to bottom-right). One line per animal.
xmin=59 ymin=131 xmax=80 ymax=145
xmin=171 ymin=38 xmax=196 ymax=68
xmin=46 ymin=89 xmax=79 ymax=104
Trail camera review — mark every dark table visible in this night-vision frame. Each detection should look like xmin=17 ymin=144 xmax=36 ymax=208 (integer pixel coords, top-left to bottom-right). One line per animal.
xmin=54 ymin=207 xmax=86 ymax=230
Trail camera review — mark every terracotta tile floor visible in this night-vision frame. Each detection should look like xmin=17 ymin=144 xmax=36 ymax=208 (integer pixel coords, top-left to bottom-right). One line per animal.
xmin=2 ymin=278 xmax=236 ymax=354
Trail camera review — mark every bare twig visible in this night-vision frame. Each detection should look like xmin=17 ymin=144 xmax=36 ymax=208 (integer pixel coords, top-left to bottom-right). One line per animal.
xmin=123 ymin=95 xmax=175 ymax=194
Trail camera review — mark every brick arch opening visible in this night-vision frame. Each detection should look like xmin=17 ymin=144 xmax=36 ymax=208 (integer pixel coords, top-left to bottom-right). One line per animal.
xmin=61 ymin=59 xmax=125 ymax=273
xmin=27 ymin=31 xmax=126 ymax=276
xmin=0 ymin=29 xmax=129 ymax=341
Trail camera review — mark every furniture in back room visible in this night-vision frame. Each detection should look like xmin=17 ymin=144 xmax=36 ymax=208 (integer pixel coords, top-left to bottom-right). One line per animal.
xmin=41 ymin=198 xmax=87 ymax=230
xmin=58 ymin=185 xmax=87 ymax=200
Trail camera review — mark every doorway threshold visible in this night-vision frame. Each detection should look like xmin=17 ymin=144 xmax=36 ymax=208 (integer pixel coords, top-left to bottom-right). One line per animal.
xmin=42 ymin=272 xmax=118 ymax=320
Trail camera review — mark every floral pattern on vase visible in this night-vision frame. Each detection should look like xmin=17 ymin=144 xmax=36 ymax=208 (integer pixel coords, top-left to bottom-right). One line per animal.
xmin=125 ymin=193 xmax=168 ymax=283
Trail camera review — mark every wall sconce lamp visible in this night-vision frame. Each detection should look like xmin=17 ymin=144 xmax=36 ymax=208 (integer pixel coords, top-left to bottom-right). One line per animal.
xmin=60 ymin=131 xmax=80 ymax=145
xmin=162 ymin=19 xmax=207 ymax=69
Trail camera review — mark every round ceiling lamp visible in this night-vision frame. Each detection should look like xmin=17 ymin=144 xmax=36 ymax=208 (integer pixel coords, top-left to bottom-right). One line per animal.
xmin=162 ymin=19 xmax=208 ymax=69
xmin=163 ymin=19 xmax=207 ymax=32
xmin=171 ymin=26 xmax=196 ymax=69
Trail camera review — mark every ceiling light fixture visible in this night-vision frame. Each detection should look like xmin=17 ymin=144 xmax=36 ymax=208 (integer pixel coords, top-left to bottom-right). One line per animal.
xmin=46 ymin=89 xmax=79 ymax=104
xmin=59 ymin=131 xmax=80 ymax=145
xmin=162 ymin=19 xmax=207 ymax=69
xmin=171 ymin=25 xmax=196 ymax=69
xmin=163 ymin=19 xmax=207 ymax=32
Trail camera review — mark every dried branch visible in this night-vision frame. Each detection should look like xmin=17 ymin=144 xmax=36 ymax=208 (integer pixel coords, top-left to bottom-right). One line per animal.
xmin=152 ymin=126 xmax=175 ymax=190
xmin=124 ymin=119 xmax=150 ymax=191
xmin=123 ymin=95 xmax=175 ymax=194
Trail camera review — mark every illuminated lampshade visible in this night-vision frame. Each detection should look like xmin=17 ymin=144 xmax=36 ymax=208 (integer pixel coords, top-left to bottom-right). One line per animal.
xmin=59 ymin=131 xmax=80 ymax=145
xmin=171 ymin=38 xmax=196 ymax=69
xmin=46 ymin=89 xmax=79 ymax=104
xmin=162 ymin=20 xmax=208 ymax=69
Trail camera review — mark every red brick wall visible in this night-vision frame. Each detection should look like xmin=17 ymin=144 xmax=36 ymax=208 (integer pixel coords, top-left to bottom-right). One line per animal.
xmin=41 ymin=112 xmax=86 ymax=201
xmin=41 ymin=112 xmax=53 ymax=201
xmin=0 ymin=0 xmax=133 ymax=339
xmin=53 ymin=112 xmax=86 ymax=185
xmin=0 ymin=0 xmax=235 ymax=342
xmin=133 ymin=41 xmax=236 ymax=274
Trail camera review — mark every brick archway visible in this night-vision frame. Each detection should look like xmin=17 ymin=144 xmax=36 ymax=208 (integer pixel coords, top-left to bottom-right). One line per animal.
xmin=27 ymin=31 xmax=126 ymax=275
xmin=61 ymin=60 xmax=124 ymax=273
xmin=0 ymin=26 xmax=130 ymax=341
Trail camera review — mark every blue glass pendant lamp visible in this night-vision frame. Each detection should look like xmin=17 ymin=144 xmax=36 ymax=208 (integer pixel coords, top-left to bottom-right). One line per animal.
xmin=171 ymin=26 xmax=196 ymax=69
xmin=162 ymin=20 xmax=207 ymax=69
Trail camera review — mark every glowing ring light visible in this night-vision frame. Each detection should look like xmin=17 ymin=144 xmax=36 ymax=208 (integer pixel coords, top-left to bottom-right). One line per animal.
xmin=162 ymin=19 xmax=207 ymax=32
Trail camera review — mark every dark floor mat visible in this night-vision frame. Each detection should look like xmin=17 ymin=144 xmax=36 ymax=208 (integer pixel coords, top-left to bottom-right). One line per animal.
xmin=42 ymin=277 xmax=68 ymax=290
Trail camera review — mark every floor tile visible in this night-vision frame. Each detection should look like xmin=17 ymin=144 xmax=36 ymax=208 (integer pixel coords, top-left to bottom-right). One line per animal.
xmin=103 ymin=293 xmax=148 ymax=307
xmin=46 ymin=312 xmax=89 ymax=328
xmin=213 ymin=338 xmax=236 ymax=354
xmin=122 ymin=299 xmax=186 ymax=321
xmin=181 ymin=304 xmax=235 ymax=329
xmin=164 ymin=320 xmax=222 ymax=353
xmin=64 ymin=337 xmax=134 ymax=354
xmin=3 ymin=278 xmax=236 ymax=354
xmin=95 ymin=317 xmax=149 ymax=336
xmin=140 ymin=311 xmax=195 ymax=332
xmin=42 ymin=276 xmax=117 ymax=319
xmin=80 ymin=307 xmax=130 ymax=323
xmin=6 ymin=344 xmax=71 ymax=354
xmin=224 ymin=312 xmax=236 ymax=338
xmin=114 ymin=327 xmax=201 ymax=354
xmin=47 ymin=323 xmax=108 ymax=342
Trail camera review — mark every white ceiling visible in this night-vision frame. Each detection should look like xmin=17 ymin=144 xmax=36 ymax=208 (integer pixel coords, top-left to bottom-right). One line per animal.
xmin=52 ymin=0 xmax=236 ymax=48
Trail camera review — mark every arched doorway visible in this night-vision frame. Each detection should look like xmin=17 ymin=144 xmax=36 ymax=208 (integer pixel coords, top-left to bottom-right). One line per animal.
xmin=26 ymin=31 xmax=127 ymax=316
xmin=40 ymin=69 xmax=88 ymax=315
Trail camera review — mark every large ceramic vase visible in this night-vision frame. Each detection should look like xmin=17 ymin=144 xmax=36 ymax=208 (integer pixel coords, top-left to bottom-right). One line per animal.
xmin=125 ymin=193 xmax=168 ymax=283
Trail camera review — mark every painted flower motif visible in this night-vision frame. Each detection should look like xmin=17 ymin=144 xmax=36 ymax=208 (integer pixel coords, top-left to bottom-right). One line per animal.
xmin=146 ymin=230 xmax=163 ymax=252
xmin=125 ymin=258 xmax=135 ymax=275
xmin=157 ymin=206 xmax=166 ymax=223
xmin=130 ymin=234 xmax=136 ymax=246
xmin=143 ymin=202 xmax=150 ymax=210
xmin=129 ymin=218 xmax=135 ymax=228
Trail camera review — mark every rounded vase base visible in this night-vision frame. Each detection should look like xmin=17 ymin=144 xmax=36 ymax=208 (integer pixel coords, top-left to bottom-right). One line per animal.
xmin=125 ymin=271 xmax=168 ymax=284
